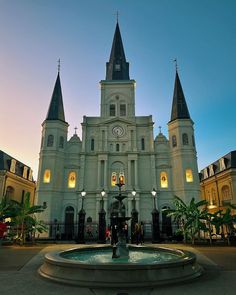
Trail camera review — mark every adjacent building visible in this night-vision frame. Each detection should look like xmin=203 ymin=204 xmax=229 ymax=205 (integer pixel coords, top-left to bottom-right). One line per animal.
xmin=36 ymin=22 xmax=200 ymax=239
xmin=0 ymin=150 xmax=36 ymax=204
xmin=200 ymin=151 xmax=236 ymax=212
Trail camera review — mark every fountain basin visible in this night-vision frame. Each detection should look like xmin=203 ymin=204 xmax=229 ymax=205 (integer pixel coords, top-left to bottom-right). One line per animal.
xmin=38 ymin=245 xmax=202 ymax=287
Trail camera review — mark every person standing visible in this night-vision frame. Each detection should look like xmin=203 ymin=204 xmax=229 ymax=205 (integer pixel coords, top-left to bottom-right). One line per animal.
xmin=0 ymin=218 xmax=7 ymax=246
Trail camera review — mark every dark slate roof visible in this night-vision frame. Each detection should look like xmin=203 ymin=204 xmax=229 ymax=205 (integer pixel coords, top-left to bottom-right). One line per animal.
xmin=200 ymin=150 xmax=236 ymax=181
xmin=0 ymin=150 xmax=34 ymax=181
xmin=170 ymin=71 xmax=191 ymax=122
xmin=46 ymin=73 xmax=65 ymax=122
xmin=106 ymin=22 xmax=130 ymax=80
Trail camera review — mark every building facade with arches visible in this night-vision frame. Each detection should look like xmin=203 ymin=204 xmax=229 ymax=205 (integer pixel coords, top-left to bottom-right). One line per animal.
xmin=36 ymin=23 xmax=200 ymax=239
xmin=200 ymin=150 xmax=236 ymax=213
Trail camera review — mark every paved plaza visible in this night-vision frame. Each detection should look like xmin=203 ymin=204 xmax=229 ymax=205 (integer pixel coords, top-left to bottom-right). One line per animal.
xmin=0 ymin=243 xmax=236 ymax=295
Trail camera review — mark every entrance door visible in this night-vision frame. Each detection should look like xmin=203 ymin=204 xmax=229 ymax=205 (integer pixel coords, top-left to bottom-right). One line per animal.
xmin=64 ymin=206 xmax=74 ymax=240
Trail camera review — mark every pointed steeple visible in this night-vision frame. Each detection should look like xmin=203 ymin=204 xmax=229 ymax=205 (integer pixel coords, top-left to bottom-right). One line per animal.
xmin=106 ymin=22 xmax=130 ymax=80
xmin=170 ymin=71 xmax=190 ymax=122
xmin=46 ymin=73 xmax=65 ymax=122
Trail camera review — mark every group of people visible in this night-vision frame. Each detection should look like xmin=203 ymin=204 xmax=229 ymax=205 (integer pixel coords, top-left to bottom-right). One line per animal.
xmin=105 ymin=221 xmax=145 ymax=245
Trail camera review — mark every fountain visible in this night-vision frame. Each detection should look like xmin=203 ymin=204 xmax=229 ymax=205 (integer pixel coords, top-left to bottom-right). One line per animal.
xmin=38 ymin=178 xmax=202 ymax=287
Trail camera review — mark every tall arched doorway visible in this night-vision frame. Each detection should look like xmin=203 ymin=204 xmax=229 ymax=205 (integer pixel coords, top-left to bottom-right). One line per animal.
xmin=162 ymin=206 xmax=172 ymax=238
xmin=64 ymin=206 xmax=74 ymax=240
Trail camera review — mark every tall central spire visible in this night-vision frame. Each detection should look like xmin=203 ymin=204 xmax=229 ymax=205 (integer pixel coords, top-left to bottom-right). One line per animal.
xmin=106 ymin=22 xmax=130 ymax=80
xmin=46 ymin=73 xmax=66 ymax=122
xmin=170 ymin=71 xmax=190 ymax=122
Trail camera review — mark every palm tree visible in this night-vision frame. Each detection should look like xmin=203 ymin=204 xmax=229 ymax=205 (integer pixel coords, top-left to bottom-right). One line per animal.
xmin=164 ymin=196 xmax=208 ymax=244
xmin=12 ymin=192 xmax=46 ymax=244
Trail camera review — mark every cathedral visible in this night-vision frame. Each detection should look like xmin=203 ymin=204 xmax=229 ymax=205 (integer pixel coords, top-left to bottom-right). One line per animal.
xmin=36 ymin=22 xmax=200 ymax=239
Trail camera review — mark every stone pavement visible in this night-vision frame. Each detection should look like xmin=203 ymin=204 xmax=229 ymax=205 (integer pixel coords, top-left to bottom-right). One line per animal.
xmin=0 ymin=243 xmax=236 ymax=295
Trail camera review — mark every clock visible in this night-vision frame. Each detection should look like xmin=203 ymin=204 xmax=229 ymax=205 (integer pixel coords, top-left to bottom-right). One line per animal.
xmin=112 ymin=126 xmax=124 ymax=137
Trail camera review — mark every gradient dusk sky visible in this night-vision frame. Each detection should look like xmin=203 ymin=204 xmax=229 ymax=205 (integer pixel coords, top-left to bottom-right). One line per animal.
xmin=0 ymin=0 xmax=236 ymax=179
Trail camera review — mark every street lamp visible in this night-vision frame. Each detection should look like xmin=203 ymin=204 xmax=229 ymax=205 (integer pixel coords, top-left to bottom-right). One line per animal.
xmin=151 ymin=188 xmax=160 ymax=243
xmin=76 ymin=189 xmax=86 ymax=243
xmin=131 ymin=188 xmax=138 ymax=244
xmin=151 ymin=188 xmax=157 ymax=210
xmin=98 ymin=188 xmax=106 ymax=243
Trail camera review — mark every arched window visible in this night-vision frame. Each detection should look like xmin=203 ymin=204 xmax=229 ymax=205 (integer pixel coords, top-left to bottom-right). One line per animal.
xmin=47 ymin=135 xmax=54 ymax=147
xmin=172 ymin=135 xmax=177 ymax=147
xmin=91 ymin=138 xmax=95 ymax=151
xmin=59 ymin=136 xmax=64 ymax=148
xmin=141 ymin=138 xmax=145 ymax=151
xmin=185 ymin=169 xmax=193 ymax=182
xmin=222 ymin=185 xmax=231 ymax=200
xmin=120 ymin=104 xmax=126 ymax=116
xmin=43 ymin=169 xmax=51 ymax=183
xmin=68 ymin=171 xmax=76 ymax=188
xmin=160 ymin=172 xmax=168 ymax=188
xmin=116 ymin=143 xmax=120 ymax=152
xmin=110 ymin=104 xmax=116 ymax=116
xmin=5 ymin=186 xmax=14 ymax=199
xmin=182 ymin=133 xmax=189 ymax=145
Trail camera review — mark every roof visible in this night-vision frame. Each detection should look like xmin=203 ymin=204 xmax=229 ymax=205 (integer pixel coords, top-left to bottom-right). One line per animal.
xmin=106 ymin=22 xmax=130 ymax=80
xmin=46 ymin=73 xmax=66 ymax=122
xmin=0 ymin=150 xmax=34 ymax=181
xmin=170 ymin=71 xmax=191 ymax=122
xmin=200 ymin=150 xmax=236 ymax=181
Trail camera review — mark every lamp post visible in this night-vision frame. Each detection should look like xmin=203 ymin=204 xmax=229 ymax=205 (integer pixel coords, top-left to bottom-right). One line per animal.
xmin=98 ymin=188 xmax=106 ymax=243
xmin=151 ymin=188 xmax=160 ymax=243
xmin=76 ymin=189 xmax=86 ymax=244
xmin=131 ymin=188 xmax=138 ymax=244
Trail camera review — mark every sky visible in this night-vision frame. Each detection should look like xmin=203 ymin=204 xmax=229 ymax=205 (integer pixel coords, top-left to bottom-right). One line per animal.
xmin=0 ymin=0 xmax=236 ymax=179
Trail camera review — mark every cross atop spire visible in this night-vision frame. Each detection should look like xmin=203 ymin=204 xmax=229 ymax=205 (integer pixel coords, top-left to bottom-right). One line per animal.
xmin=74 ymin=126 xmax=78 ymax=135
xmin=58 ymin=58 xmax=61 ymax=74
xmin=173 ymin=58 xmax=178 ymax=72
xmin=106 ymin=22 xmax=130 ymax=80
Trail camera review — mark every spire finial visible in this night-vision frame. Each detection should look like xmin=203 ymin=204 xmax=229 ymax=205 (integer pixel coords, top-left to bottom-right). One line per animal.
xmin=158 ymin=126 xmax=162 ymax=134
xmin=74 ymin=126 xmax=78 ymax=135
xmin=58 ymin=58 xmax=61 ymax=74
xmin=115 ymin=11 xmax=119 ymax=23
xmin=173 ymin=58 xmax=178 ymax=72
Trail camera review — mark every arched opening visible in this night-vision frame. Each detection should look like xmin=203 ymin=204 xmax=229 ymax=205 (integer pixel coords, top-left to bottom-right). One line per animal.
xmin=64 ymin=206 xmax=74 ymax=240
xmin=5 ymin=186 xmax=14 ymax=200
xmin=162 ymin=206 xmax=172 ymax=238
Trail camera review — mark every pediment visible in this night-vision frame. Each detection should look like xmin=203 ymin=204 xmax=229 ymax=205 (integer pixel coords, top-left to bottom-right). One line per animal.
xmin=99 ymin=117 xmax=135 ymax=126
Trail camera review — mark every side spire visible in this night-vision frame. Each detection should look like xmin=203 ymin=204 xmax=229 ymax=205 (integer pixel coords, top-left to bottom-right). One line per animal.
xmin=106 ymin=22 xmax=130 ymax=80
xmin=170 ymin=70 xmax=190 ymax=122
xmin=46 ymin=72 xmax=65 ymax=122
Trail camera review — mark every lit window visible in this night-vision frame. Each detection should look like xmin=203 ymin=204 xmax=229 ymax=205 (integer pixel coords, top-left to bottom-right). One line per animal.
xmin=182 ymin=133 xmax=189 ymax=145
xmin=10 ymin=159 xmax=16 ymax=173
xmin=160 ymin=172 xmax=168 ymax=188
xmin=47 ymin=135 xmax=54 ymax=147
xmin=186 ymin=169 xmax=193 ymax=182
xmin=68 ymin=171 xmax=76 ymax=188
xmin=59 ymin=136 xmax=64 ymax=148
xmin=119 ymin=172 xmax=125 ymax=184
xmin=120 ymin=104 xmax=126 ymax=116
xmin=43 ymin=169 xmax=51 ymax=183
xmin=111 ymin=172 xmax=117 ymax=186
xmin=172 ymin=135 xmax=177 ymax=147
xmin=110 ymin=104 xmax=116 ymax=116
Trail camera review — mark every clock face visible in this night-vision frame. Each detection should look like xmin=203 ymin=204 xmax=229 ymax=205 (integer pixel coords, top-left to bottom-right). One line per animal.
xmin=112 ymin=126 xmax=124 ymax=137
